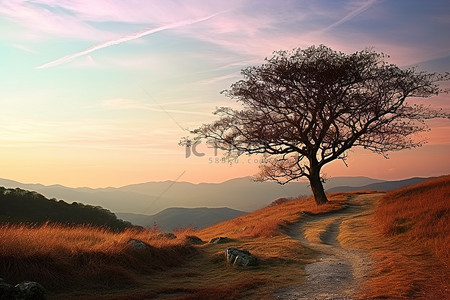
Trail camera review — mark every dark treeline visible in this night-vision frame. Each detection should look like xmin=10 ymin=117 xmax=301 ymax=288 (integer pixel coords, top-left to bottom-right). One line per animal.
xmin=0 ymin=187 xmax=134 ymax=231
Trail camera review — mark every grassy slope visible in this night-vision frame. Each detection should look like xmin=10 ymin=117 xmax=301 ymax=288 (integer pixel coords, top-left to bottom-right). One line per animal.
xmin=0 ymin=194 xmax=348 ymax=299
xmin=1 ymin=176 xmax=447 ymax=299
xmin=339 ymin=175 xmax=449 ymax=299
xmin=0 ymin=224 xmax=195 ymax=291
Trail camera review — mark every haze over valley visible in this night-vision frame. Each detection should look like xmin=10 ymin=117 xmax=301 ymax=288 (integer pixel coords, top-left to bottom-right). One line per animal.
xmin=0 ymin=176 xmax=437 ymax=231
xmin=0 ymin=176 xmax=385 ymax=215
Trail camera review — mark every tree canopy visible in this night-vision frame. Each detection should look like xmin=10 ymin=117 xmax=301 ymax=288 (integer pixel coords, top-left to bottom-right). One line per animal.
xmin=183 ymin=45 xmax=449 ymax=204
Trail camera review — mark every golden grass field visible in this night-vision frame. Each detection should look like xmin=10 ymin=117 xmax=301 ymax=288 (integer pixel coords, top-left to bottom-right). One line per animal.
xmin=0 ymin=176 xmax=448 ymax=299
xmin=0 ymin=193 xmax=348 ymax=299
xmin=339 ymin=175 xmax=449 ymax=299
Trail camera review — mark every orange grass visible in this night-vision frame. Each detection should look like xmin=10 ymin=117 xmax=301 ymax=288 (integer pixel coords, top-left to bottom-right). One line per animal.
xmin=368 ymin=175 xmax=450 ymax=299
xmin=374 ymin=175 xmax=450 ymax=263
xmin=198 ymin=193 xmax=348 ymax=241
xmin=0 ymin=193 xmax=349 ymax=299
xmin=341 ymin=176 xmax=450 ymax=299
xmin=0 ymin=223 xmax=195 ymax=290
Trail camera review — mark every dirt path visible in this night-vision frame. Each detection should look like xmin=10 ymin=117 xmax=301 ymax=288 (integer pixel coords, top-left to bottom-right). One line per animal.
xmin=274 ymin=193 xmax=381 ymax=300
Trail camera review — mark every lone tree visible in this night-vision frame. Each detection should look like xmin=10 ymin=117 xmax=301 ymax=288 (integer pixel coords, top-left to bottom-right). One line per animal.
xmin=182 ymin=45 xmax=449 ymax=205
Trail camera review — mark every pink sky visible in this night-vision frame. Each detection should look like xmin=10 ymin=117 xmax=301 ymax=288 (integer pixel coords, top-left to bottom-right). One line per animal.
xmin=0 ymin=0 xmax=449 ymax=187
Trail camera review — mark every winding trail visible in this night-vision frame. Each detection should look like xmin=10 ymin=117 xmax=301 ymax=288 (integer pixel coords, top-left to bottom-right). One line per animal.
xmin=274 ymin=193 xmax=381 ymax=300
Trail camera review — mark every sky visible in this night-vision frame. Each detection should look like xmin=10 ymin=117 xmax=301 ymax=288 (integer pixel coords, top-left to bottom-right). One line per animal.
xmin=0 ymin=0 xmax=449 ymax=188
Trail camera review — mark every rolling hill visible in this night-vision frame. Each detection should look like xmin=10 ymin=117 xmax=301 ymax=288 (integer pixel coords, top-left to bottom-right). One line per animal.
xmin=0 ymin=175 xmax=447 ymax=299
xmin=325 ymin=176 xmax=437 ymax=193
xmin=0 ymin=186 xmax=133 ymax=231
xmin=0 ymin=176 xmax=382 ymax=215
xmin=117 ymin=207 xmax=247 ymax=231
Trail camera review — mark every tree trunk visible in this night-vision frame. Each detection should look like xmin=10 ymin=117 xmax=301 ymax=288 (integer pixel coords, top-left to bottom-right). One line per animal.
xmin=309 ymin=167 xmax=328 ymax=205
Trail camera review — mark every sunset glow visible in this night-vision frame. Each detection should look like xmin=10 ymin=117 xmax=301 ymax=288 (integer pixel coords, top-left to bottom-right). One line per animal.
xmin=0 ymin=0 xmax=449 ymax=187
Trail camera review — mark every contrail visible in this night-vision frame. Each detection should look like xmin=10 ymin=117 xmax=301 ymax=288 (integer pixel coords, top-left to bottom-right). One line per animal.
xmin=36 ymin=13 xmax=219 ymax=69
xmin=322 ymin=0 xmax=377 ymax=32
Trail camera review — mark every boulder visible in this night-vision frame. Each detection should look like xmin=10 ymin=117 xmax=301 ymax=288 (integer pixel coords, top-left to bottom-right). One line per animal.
xmin=0 ymin=278 xmax=45 ymax=300
xmin=15 ymin=281 xmax=45 ymax=300
xmin=225 ymin=248 xmax=258 ymax=267
xmin=127 ymin=238 xmax=152 ymax=250
xmin=159 ymin=233 xmax=177 ymax=239
xmin=209 ymin=237 xmax=232 ymax=244
xmin=184 ymin=236 xmax=205 ymax=245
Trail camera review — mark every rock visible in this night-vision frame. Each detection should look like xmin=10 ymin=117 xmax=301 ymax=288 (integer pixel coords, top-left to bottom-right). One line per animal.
xmin=209 ymin=237 xmax=232 ymax=244
xmin=225 ymin=248 xmax=258 ymax=267
xmin=127 ymin=238 xmax=152 ymax=250
xmin=15 ymin=281 xmax=45 ymax=300
xmin=0 ymin=279 xmax=45 ymax=300
xmin=159 ymin=233 xmax=177 ymax=239
xmin=184 ymin=236 xmax=204 ymax=245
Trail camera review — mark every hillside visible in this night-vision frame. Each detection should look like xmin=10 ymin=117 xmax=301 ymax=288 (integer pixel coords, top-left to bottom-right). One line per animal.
xmin=117 ymin=207 xmax=247 ymax=231
xmin=338 ymin=175 xmax=450 ymax=298
xmin=367 ymin=174 xmax=450 ymax=298
xmin=0 ymin=192 xmax=349 ymax=299
xmin=0 ymin=176 xmax=447 ymax=299
xmin=0 ymin=187 xmax=133 ymax=231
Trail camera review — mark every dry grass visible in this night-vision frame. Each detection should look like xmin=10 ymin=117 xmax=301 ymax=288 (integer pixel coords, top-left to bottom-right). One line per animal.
xmin=0 ymin=193 xmax=348 ymax=299
xmin=116 ymin=236 xmax=317 ymax=300
xmin=374 ymin=175 xmax=450 ymax=263
xmin=198 ymin=193 xmax=348 ymax=240
xmin=111 ymin=193 xmax=347 ymax=300
xmin=0 ymin=223 xmax=195 ymax=290
xmin=7 ymin=183 xmax=446 ymax=299
xmin=339 ymin=175 xmax=450 ymax=299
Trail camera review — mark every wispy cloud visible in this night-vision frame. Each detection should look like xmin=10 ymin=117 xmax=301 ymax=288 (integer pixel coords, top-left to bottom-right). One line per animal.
xmin=322 ymin=0 xmax=378 ymax=32
xmin=0 ymin=0 xmax=107 ymax=40
xmin=198 ymin=73 xmax=241 ymax=86
xmin=0 ymin=118 xmax=181 ymax=151
xmin=36 ymin=13 xmax=221 ymax=69
xmin=99 ymin=98 xmax=212 ymax=117
xmin=11 ymin=43 xmax=39 ymax=54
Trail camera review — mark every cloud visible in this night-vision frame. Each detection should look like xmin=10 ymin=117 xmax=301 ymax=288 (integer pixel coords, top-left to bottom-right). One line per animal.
xmin=2 ymin=0 xmax=448 ymax=69
xmin=0 ymin=0 xmax=108 ymax=40
xmin=322 ymin=0 xmax=378 ymax=32
xmin=0 ymin=117 xmax=180 ymax=151
xmin=99 ymin=98 xmax=212 ymax=116
xmin=11 ymin=44 xmax=39 ymax=54
xmin=36 ymin=13 xmax=221 ymax=69
xmin=198 ymin=73 xmax=241 ymax=86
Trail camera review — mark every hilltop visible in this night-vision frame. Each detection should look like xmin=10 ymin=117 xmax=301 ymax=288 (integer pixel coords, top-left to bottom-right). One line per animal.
xmin=117 ymin=207 xmax=247 ymax=231
xmin=0 ymin=175 xmax=448 ymax=299
xmin=0 ymin=176 xmax=431 ymax=215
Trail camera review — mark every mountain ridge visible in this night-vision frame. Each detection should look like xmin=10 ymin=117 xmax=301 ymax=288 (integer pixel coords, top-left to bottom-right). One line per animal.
xmin=117 ymin=207 xmax=247 ymax=231
xmin=325 ymin=177 xmax=438 ymax=193
xmin=0 ymin=176 xmax=412 ymax=215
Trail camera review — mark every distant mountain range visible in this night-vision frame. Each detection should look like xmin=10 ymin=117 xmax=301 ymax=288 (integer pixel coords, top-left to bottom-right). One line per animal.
xmin=117 ymin=207 xmax=246 ymax=231
xmin=0 ymin=175 xmax=442 ymax=232
xmin=0 ymin=176 xmax=383 ymax=215
xmin=326 ymin=177 xmax=437 ymax=193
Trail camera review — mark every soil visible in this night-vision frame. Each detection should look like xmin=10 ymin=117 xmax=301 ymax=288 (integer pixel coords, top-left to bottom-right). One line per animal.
xmin=273 ymin=193 xmax=380 ymax=300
